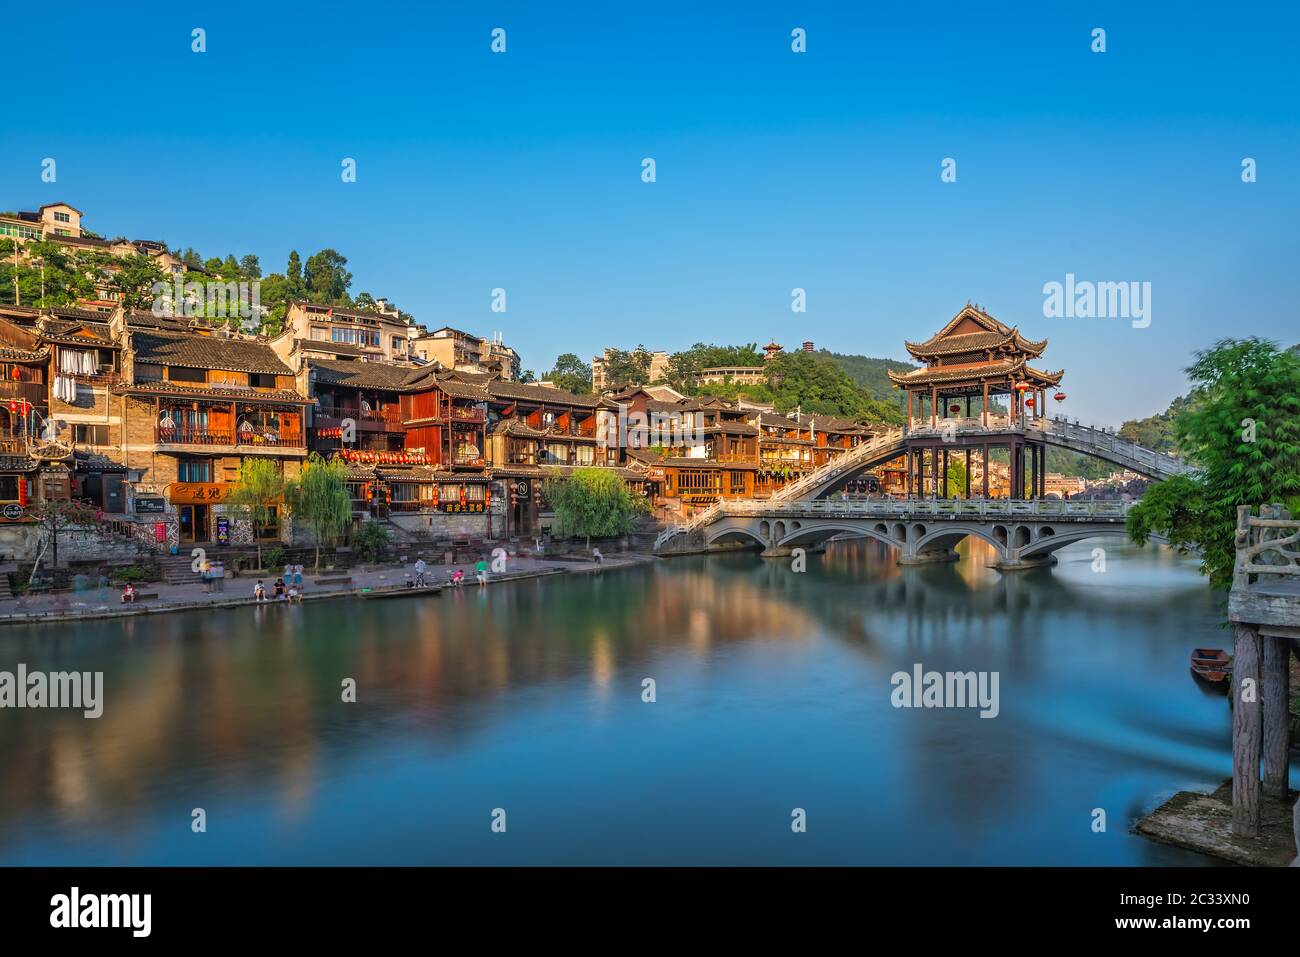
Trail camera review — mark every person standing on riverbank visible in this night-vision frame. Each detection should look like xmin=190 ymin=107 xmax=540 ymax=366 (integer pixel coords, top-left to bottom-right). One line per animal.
xmin=475 ymin=557 xmax=488 ymax=586
xmin=414 ymin=556 xmax=427 ymax=587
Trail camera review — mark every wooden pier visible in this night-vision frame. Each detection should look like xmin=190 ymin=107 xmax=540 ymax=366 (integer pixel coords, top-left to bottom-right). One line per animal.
xmin=1227 ymin=504 xmax=1299 ymax=850
xmin=1137 ymin=503 xmax=1298 ymax=865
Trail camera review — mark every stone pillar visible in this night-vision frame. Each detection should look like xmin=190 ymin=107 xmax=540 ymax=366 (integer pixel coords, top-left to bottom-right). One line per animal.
xmin=1232 ymin=622 xmax=1263 ymax=836
xmin=1262 ymin=635 xmax=1291 ymax=801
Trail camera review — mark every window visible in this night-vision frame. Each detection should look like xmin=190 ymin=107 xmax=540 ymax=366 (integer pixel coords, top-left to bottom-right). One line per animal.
xmin=0 ymin=223 xmax=41 ymax=240
xmin=0 ymin=476 xmax=20 ymax=501
xmin=332 ymin=327 xmax=381 ymax=347
xmin=177 ymin=459 xmax=213 ymax=482
xmin=53 ymin=212 xmax=71 ymax=223
xmin=311 ymin=327 xmax=329 ymax=341
xmin=74 ymin=424 xmax=109 ymax=445
xmin=391 ymin=337 xmax=404 ymax=352
xmin=168 ymin=366 xmax=206 ymax=383
xmin=55 ymin=228 xmax=70 ymax=237
xmin=251 ymin=373 xmax=277 ymax=389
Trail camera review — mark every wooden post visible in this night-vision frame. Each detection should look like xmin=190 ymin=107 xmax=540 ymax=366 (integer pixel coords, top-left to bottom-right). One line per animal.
xmin=930 ymin=386 xmax=937 ymax=428
xmin=1262 ymin=635 xmax=1291 ymax=801
xmin=981 ymin=381 xmax=988 ymax=427
xmin=907 ymin=391 xmax=913 ymax=430
xmin=1232 ymin=622 xmax=1263 ymax=835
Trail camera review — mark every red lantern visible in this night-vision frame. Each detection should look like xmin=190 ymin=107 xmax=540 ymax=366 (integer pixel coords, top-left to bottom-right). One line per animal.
xmin=1025 ymin=397 xmax=1035 ymax=408
xmin=948 ymin=404 xmax=961 ymax=414
xmin=1014 ymin=382 xmax=1030 ymax=392
xmin=1054 ymin=392 xmax=1066 ymax=402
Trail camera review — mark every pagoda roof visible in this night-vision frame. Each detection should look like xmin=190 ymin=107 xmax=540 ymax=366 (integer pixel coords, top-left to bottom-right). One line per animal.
xmin=887 ymin=357 xmax=1063 ymax=389
xmin=904 ymin=305 xmax=1047 ymax=360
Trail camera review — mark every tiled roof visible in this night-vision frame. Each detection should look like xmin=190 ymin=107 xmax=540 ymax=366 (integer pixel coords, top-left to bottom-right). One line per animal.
xmin=488 ymin=379 xmax=599 ymax=408
xmin=435 ymin=378 xmax=491 ymax=401
xmin=131 ymin=331 xmax=293 ymax=376
xmin=309 ymin=359 xmax=413 ymax=391
xmin=0 ymin=345 xmax=48 ymax=362
xmin=113 ymin=381 xmax=311 ymax=404
xmin=887 ymin=359 xmax=1064 ymax=387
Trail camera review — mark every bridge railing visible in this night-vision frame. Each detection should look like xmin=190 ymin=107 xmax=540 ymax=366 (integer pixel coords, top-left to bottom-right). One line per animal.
xmin=716 ymin=498 xmax=1133 ymax=520
xmin=654 ymin=426 xmax=908 ymax=549
xmin=654 ymin=411 xmax=1180 ymax=549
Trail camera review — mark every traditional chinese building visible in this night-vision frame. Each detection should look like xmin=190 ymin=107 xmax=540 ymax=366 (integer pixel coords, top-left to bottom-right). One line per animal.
xmin=887 ymin=304 xmax=1064 ymax=498
xmin=114 ymin=327 xmax=312 ymax=545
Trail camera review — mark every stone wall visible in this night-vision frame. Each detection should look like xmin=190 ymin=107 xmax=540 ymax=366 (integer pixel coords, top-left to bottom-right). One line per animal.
xmin=0 ymin=520 xmax=153 ymax=564
xmin=387 ymin=496 xmax=506 ymax=541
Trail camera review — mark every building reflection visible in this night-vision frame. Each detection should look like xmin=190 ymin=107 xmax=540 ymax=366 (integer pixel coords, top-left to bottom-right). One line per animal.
xmin=0 ymin=538 xmax=1216 ymax=852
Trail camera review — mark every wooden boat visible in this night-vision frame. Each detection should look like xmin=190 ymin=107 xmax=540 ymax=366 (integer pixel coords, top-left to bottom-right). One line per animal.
xmin=359 ymin=585 xmax=442 ymax=601
xmin=1190 ymin=647 xmax=1230 ymax=687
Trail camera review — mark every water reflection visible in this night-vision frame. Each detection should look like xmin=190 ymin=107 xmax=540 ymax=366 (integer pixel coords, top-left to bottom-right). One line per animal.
xmin=0 ymin=538 xmax=1254 ymax=865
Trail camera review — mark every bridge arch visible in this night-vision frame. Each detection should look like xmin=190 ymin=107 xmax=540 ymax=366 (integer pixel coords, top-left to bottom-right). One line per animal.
xmin=779 ymin=522 xmax=903 ymax=553
xmin=913 ymin=523 xmax=1006 ymax=556
xmin=1015 ymin=526 xmax=1130 ymax=560
xmin=703 ymin=525 xmax=767 ymax=550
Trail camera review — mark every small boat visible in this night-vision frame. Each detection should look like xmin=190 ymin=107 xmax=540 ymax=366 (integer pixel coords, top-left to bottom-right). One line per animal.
xmin=1190 ymin=647 xmax=1230 ymax=688
xmin=359 ymin=585 xmax=442 ymax=601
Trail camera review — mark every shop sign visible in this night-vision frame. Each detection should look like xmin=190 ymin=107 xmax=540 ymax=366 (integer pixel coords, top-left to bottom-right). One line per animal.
xmin=167 ymin=482 xmax=235 ymax=504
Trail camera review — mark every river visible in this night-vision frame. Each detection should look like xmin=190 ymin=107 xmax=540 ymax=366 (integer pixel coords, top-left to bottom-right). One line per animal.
xmin=0 ymin=537 xmax=1241 ymax=865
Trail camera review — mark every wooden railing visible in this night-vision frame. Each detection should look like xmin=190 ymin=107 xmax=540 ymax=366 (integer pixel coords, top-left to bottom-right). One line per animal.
xmin=157 ymin=427 xmax=305 ymax=447
xmin=1232 ymin=504 xmax=1300 ymax=589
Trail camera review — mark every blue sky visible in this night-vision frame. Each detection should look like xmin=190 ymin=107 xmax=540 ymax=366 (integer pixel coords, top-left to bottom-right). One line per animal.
xmin=3 ymin=1 xmax=1296 ymax=424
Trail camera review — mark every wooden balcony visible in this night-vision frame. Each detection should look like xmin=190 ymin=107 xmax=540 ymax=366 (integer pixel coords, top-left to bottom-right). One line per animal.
xmin=316 ymin=409 xmax=405 ymax=432
xmin=0 ymin=381 xmax=47 ymax=405
xmin=156 ymin=427 xmax=305 ymax=448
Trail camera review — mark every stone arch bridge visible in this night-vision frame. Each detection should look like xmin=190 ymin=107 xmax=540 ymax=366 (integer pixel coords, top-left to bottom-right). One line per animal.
xmin=654 ymin=415 xmax=1188 ymax=569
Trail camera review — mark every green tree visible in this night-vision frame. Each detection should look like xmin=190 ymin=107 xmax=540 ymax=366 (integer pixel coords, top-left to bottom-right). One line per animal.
xmin=946 ymin=457 xmax=969 ymax=497
xmin=108 ymin=253 xmax=166 ymax=311
xmin=285 ymin=454 xmax=353 ymax=571
xmin=601 ymin=347 xmax=653 ymax=390
xmin=226 ymin=458 xmax=287 ymax=569
xmin=544 ymin=353 xmax=592 ymax=394
xmin=351 ymin=520 xmax=390 ymax=563
xmin=542 ymin=468 xmax=650 ymax=547
xmin=239 ymin=254 xmax=261 ymax=279
xmin=286 ymin=250 xmax=303 ymax=291
xmin=304 ymin=249 xmax=351 ymax=303
xmin=1127 ymin=338 xmax=1300 ymax=588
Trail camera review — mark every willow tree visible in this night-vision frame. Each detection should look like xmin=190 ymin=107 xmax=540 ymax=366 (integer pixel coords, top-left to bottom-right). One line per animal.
xmin=226 ymin=457 xmax=286 ymax=569
xmin=286 ymin=454 xmax=352 ymax=572
xmin=542 ymin=468 xmax=649 ymax=548
xmin=1127 ymin=338 xmax=1300 ymax=588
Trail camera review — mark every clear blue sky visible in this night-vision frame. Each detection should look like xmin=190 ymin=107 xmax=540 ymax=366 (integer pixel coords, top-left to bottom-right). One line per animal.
xmin=3 ymin=1 xmax=1296 ymax=425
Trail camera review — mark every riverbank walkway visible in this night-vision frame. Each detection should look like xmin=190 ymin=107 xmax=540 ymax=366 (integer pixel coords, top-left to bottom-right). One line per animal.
xmin=0 ymin=552 xmax=657 ymax=626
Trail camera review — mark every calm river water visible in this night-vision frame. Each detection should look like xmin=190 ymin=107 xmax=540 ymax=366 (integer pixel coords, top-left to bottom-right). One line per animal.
xmin=0 ymin=538 xmax=1255 ymax=865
